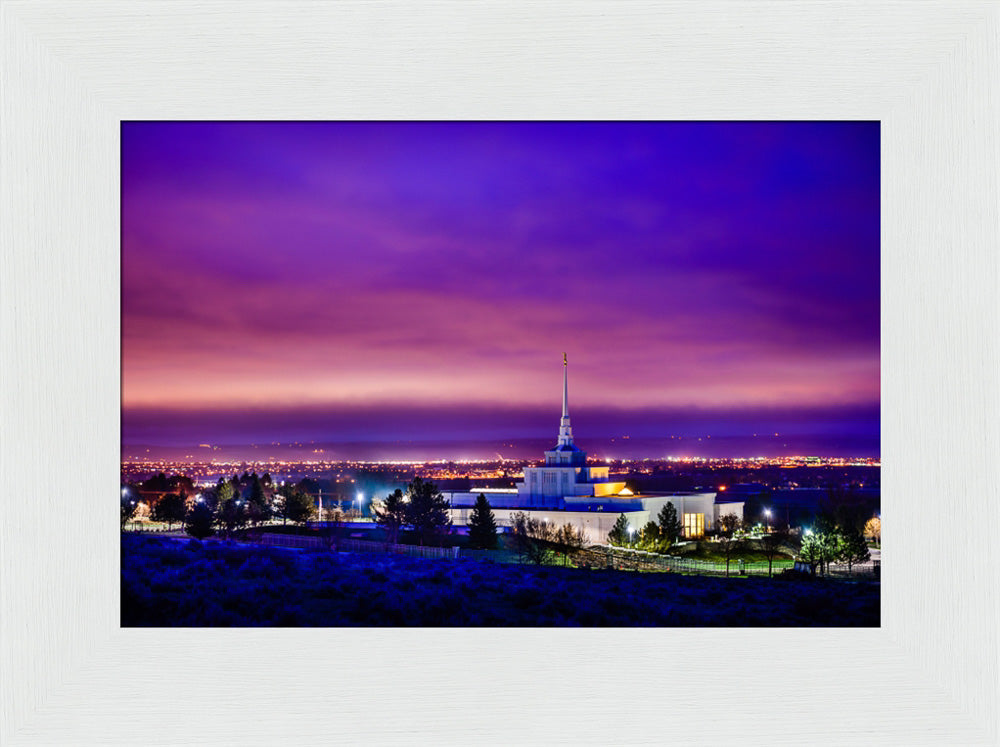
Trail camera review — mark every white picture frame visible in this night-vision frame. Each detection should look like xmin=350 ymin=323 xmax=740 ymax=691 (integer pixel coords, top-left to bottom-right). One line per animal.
xmin=2 ymin=2 xmax=998 ymax=744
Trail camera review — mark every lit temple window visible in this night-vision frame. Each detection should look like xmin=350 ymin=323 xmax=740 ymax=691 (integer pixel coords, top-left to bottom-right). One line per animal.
xmin=683 ymin=513 xmax=704 ymax=538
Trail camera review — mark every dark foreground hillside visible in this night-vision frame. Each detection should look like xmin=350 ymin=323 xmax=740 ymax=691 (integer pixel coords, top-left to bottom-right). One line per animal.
xmin=121 ymin=535 xmax=879 ymax=627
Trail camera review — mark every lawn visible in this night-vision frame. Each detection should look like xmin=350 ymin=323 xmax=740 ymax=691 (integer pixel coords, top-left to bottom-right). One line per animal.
xmin=674 ymin=547 xmax=796 ymax=566
xmin=122 ymin=535 xmax=879 ymax=627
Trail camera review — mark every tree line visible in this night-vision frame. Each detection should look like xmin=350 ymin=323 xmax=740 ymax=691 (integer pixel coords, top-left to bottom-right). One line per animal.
xmin=120 ymin=472 xmax=318 ymax=539
xmin=606 ymin=502 xmax=684 ymax=552
xmin=371 ymin=477 xmax=454 ymax=547
xmin=601 ymin=498 xmax=872 ymax=577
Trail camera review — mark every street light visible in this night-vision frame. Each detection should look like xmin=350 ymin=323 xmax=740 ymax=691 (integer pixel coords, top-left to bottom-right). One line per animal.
xmin=356 ymin=492 xmax=364 ymax=518
xmin=763 ymin=508 xmax=771 ymax=533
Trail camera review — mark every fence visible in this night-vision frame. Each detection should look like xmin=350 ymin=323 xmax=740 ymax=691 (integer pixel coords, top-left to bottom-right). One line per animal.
xmin=337 ymin=537 xmax=460 ymax=560
xmin=124 ymin=523 xmax=182 ymax=534
xmin=573 ymin=545 xmax=880 ymax=579
xmin=257 ymin=533 xmax=328 ymax=550
xmin=248 ymin=533 xmax=878 ymax=579
xmin=241 ymin=532 xmax=460 ymax=559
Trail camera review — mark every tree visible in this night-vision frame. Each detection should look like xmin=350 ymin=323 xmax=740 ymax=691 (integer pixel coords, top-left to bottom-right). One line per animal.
xmin=742 ymin=492 xmax=764 ymax=529
xmin=760 ymin=529 xmax=789 ymax=577
xmin=217 ymin=498 xmax=248 ymax=538
xmin=832 ymin=497 xmax=871 ymax=536
xmin=185 ymin=501 xmax=215 ymax=539
xmin=839 ymin=528 xmax=871 ymax=572
xmin=168 ymin=475 xmax=195 ymax=497
xmin=467 ymin=493 xmax=498 ymax=550
xmin=799 ymin=514 xmax=842 ymax=576
xmin=716 ymin=513 xmax=743 ymax=577
xmin=508 ymin=512 xmax=556 ymax=564
xmin=152 ymin=493 xmax=185 ymax=531
xmin=815 ymin=514 xmax=843 ymax=575
xmin=525 ymin=519 xmax=556 ymax=564
xmin=798 ymin=532 xmax=826 ymax=575
xmin=133 ymin=501 xmax=151 ymax=526
xmin=247 ymin=474 xmax=269 ymax=527
xmin=404 ymin=477 xmax=451 ymax=546
xmin=283 ymin=486 xmax=317 ymax=525
xmin=863 ymin=516 xmax=881 ymax=545
xmin=555 ymin=522 xmax=586 ymax=566
xmin=121 ymin=493 xmax=138 ymax=530
xmin=638 ymin=521 xmax=664 ymax=553
xmin=509 ymin=512 xmax=531 ymax=563
xmin=657 ymin=502 xmax=683 ymax=545
xmin=141 ymin=472 xmax=170 ymax=493
xmin=373 ymin=488 xmax=408 ymax=545
xmin=607 ymin=513 xmax=630 ymax=546
xmin=215 ymin=479 xmax=234 ymax=506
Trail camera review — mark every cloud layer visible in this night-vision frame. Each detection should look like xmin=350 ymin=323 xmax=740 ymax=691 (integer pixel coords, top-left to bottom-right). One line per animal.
xmin=122 ymin=122 xmax=880 ymax=448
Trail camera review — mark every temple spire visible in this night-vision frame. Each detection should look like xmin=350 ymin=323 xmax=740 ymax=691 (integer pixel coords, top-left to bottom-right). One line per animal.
xmin=562 ymin=352 xmax=569 ymax=418
xmin=557 ymin=353 xmax=574 ymax=446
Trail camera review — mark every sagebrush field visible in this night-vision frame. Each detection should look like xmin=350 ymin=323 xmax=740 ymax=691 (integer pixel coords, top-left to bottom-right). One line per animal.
xmin=121 ymin=535 xmax=879 ymax=626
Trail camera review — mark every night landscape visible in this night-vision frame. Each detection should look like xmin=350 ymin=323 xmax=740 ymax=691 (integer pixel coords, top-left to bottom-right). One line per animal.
xmin=121 ymin=121 xmax=880 ymax=627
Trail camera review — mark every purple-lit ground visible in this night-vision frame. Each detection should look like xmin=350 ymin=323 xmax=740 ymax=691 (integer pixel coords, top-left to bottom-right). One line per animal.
xmin=121 ymin=535 xmax=879 ymax=627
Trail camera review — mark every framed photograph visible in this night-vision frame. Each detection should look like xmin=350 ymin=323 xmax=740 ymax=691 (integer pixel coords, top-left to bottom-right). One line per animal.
xmin=3 ymin=2 xmax=997 ymax=744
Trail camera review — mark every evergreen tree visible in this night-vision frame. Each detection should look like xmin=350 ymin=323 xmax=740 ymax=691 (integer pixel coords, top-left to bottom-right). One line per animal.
xmin=638 ymin=521 xmax=665 ymax=552
xmin=217 ymin=497 xmax=248 ymax=538
xmin=467 ymin=493 xmax=498 ymax=549
xmin=373 ymin=489 xmax=408 ymax=545
xmin=838 ymin=528 xmax=871 ymax=571
xmin=215 ymin=479 xmax=234 ymax=506
xmin=152 ymin=492 xmax=186 ymax=530
xmin=657 ymin=502 xmax=683 ymax=544
xmin=185 ymin=501 xmax=215 ymax=539
xmin=247 ymin=473 xmax=269 ymax=526
xmin=607 ymin=513 xmax=630 ymax=546
xmin=404 ymin=477 xmax=452 ymax=546
xmin=283 ymin=486 xmax=317 ymax=525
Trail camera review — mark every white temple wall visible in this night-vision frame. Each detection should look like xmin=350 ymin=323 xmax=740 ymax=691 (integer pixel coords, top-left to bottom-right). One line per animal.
xmin=447 ymin=506 xmax=648 ymax=546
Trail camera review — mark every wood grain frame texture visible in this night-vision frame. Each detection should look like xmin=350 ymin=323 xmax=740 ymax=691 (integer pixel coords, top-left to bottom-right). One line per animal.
xmin=1 ymin=2 xmax=998 ymax=745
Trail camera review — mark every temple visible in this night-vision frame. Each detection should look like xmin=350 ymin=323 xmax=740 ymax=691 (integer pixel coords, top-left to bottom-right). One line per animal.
xmin=443 ymin=356 xmax=743 ymax=544
xmin=516 ymin=354 xmax=626 ymax=506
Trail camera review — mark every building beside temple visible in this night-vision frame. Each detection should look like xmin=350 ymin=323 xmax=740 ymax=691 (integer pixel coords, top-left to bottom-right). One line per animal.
xmin=443 ymin=356 xmax=743 ymax=545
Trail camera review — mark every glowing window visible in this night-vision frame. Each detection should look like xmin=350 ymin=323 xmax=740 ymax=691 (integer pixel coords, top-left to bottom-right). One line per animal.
xmin=683 ymin=513 xmax=704 ymax=538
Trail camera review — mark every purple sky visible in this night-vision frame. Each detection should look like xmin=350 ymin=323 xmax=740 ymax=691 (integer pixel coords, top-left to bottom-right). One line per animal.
xmin=122 ymin=122 xmax=879 ymax=453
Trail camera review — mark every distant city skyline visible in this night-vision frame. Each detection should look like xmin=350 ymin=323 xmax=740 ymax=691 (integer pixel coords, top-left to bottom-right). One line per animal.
xmin=122 ymin=121 xmax=879 ymax=454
